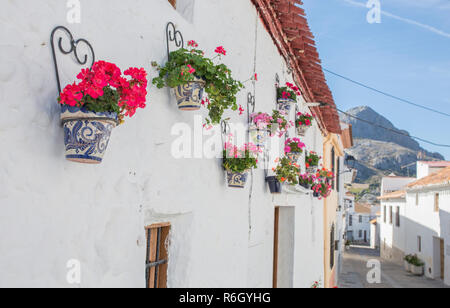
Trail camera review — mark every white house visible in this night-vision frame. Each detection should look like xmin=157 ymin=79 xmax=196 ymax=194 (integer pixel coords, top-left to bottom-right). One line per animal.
xmin=0 ymin=0 xmax=347 ymax=288
xmin=379 ymin=163 xmax=450 ymax=285
xmin=346 ymin=203 xmax=375 ymax=244
xmin=404 ymin=167 xmax=450 ymax=284
xmin=378 ymin=175 xmax=415 ymax=263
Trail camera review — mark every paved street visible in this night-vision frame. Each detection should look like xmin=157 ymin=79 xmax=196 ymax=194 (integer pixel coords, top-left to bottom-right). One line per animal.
xmin=339 ymin=246 xmax=449 ymax=288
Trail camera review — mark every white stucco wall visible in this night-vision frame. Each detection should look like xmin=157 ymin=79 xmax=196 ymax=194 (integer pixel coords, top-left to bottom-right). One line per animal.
xmin=0 ymin=0 xmax=326 ymax=288
xmin=380 ymin=199 xmax=406 ymax=262
xmin=405 ymin=190 xmax=442 ymax=279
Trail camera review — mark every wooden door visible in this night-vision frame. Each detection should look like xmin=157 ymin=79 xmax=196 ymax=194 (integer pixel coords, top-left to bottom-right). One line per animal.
xmin=441 ymin=239 xmax=445 ymax=280
xmin=273 ymin=207 xmax=280 ymax=288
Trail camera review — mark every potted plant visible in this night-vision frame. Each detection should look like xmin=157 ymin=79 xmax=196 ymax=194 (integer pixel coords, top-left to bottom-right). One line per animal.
xmin=266 ymin=176 xmax=282 ymax=194
xmin=305 ymin=152 xmax=321 ymax=173
xmin=223 ymin=141 xmax=260 ymax=188
xmin=284 ymin=138 xmax=306 ymax=164
xmin=345 ymin=240 xmax=351 ymax=250
xmin=312 ymin=179 xmax=332 ymax=200
xmin=299 ymin=173 xmax=316 ymax=190
xmin=317 ymin=167 xmax=335 ymax=185
xmin=249 ymin=112 xmax=272 ymax=148
xmin=58 ymin=61 xmax=148 ymax=164
xmin=408 ymin=255 xmax=425 ymax=276
xmin=311 ymin=280 xmax=322 ymax=289
xmin=152 ymin=41 xmax=244 ymax=125
xmin=268 ymin=110 xmax=292 ymax=137
xmin=296 ymin=112 xmax=314 ymax=136
xmin=277 ymin=82 xmax=301 ymax=112
xmin=273 ymin=157 xmax=301 ymax=187
xmin=404 ymin=255 xmax=413 ymax=272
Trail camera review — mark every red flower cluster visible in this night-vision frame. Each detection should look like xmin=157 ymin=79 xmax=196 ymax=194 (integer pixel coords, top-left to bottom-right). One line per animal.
xmin=187 ymin=40 xmax=199 ymax=48
xmin=286 ymin=82 xmax=301 ymax=96
xmin=215 ymin=46 xmax=227 ymax=56
xmin=59 ymin=61 xmax=148 ymax=119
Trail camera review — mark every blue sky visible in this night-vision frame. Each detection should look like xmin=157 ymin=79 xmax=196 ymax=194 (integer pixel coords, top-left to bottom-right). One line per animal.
xmin=303 ymin=0 xmax=450 ymax=159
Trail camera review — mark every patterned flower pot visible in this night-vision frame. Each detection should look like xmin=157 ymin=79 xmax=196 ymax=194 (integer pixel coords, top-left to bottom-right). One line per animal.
xmin=313 ymin=192 xmax=320 ymax=198
xmin=266 ymin=176 xmax=282 ymax=194
xmin=173 ymin=76 xmax=206 ymax=111
xmin=226 ymin=170 xmax=249 ymax=188
xmin=306 ymin=166 xmax=318 ymax=174
xmin=286 ymin=152 xmax=301 ymax=164
xmin=249 ymin=126 xmax=267 ymax=148
xmin=296 ymin=125 xmax=310 ymax=136
xmin=61 ymin=106 xmax=117 ymax=164
xmin=277 ymin=98 xmax=296 ymax=112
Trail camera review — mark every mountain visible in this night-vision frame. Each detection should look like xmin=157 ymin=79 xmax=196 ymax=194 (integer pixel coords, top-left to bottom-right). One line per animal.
xmin=342 ymin=106 xmax=444 ymax=183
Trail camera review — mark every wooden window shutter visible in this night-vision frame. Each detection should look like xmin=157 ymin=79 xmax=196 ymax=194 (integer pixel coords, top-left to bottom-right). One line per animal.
xmin=435 ymin=194 xmax=440 ymax=212
xmin=146 ymin=223 xmax=171 ymax=288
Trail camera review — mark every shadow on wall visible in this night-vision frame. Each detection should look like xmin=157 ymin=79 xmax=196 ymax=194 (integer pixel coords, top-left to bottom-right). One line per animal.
xmin=383 ymin=210 xmax=449 ymax=282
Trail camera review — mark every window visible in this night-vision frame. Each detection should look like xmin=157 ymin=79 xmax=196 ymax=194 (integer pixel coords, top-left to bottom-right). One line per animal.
xmin=435 ymin=193 xmax=440 ymax=212
xmin=389 ymin=206 xmax=393 ymax=225
xmin=359 ymin=230 xmax=363 ymax=238
xmin=418 ymin=236 xmax=422 ymax=253
xmin=336 ymin=158 xmax=340 ymax=192
xmin=383 ymin=206 xmax=386 ymax=223
xmin=168 ymin=0 xmax=177 ymax=8
xmin=349 ymin=215 xmax=353 ymax=227
xmin=330 ymin=225 xmax=335 ymax=269
xmin=146 ymin=223 xmax=171 ymax=288
xmin=416 ymin=193 xmax=419 ymax=206
xmin=396 ymin=207 xmax=400 ymax=227
xmin=359 ymin=215 xmax=363 ymax=223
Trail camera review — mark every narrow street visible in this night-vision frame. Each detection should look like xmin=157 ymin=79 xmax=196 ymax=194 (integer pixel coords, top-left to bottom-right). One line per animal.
xmin=339 ymin=246 xmax=449 ymax=288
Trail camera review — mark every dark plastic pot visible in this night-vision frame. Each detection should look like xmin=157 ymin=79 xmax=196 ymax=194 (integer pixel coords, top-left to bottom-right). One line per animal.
xmin=266 ymin=176 xmax=282 ymax=194
xmin=299 ymin=182 xmax=312 ymax=190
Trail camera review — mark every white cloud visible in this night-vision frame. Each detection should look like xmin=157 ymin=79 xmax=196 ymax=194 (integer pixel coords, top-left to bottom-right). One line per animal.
xmin=342 ymin=0 xmax=450 ymax=39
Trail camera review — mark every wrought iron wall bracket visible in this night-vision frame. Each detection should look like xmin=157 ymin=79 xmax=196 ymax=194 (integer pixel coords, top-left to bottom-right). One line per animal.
xmin=50 ymin=26 xmax=95 ymax=94
xmin=166 ymin=22 xmax=184 ymax=61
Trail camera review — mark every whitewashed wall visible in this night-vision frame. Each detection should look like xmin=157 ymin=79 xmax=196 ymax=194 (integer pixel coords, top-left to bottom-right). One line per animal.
xmin=380 ymin=199 xmax=406 ymax=263
xmin=0 ymin=0 xmax=325 ymax=287
xmin=439 ymin=190 xmax=450 ymax=286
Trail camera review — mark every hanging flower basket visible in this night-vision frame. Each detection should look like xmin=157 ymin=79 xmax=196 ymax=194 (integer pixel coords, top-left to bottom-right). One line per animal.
xmin=284 ymin=138 xmax=305 ymax=164
xmin=305 ymin=152 xmax=321 ymax=174
xmin=57 ymin=61 xmax=148 ymax=164
xmin=61 ymin=106 xmax=118 ymax=164
xmin=286 ymin=152 xmax=302 ymax=164
xmin=266 ymin=176 xmax=282 ymax=194
xmin=152 ymin=41 xmax=244 ymax=125
xmin=295 ymin=112 xmax=314 ymax=136
xmin=226 ymin=170 xmax=250 ymax=188
xmin=222 ymin=137 xmax=260 ymax=189
xmin=173 ymin=76 xmax=206 ymax=111
xmin=277 ymin=82 xmax=301 ymax=112
xmin=277 ymin=98 xmax=296 ymax=112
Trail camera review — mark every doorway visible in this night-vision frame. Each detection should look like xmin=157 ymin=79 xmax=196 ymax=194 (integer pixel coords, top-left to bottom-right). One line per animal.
xmin=364 ymin=231 xmax=367 ymax=243
xmin=440 ymin=239 xmax=445 ymax=280
xmin=433 ymin=237 xmax=445 ymax=280
xmin=273 ymin=207 xmax=295 ymax=288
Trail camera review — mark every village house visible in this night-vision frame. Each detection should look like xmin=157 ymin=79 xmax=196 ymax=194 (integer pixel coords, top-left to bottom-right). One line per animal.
xmin=0 ymin=0 xmax=354 ymax=288
xmin=379 ymin=163 xmax=450 ymax=285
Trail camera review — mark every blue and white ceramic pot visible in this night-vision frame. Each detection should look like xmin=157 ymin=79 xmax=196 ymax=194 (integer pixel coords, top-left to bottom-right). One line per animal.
xmin=306 ymin=166 xmax=317 ymax=174
xmin=277 ymin=98 xmax=296 ymax=112
xmin=61 ymin=106 xmax=118 ymax=164
xmin=286 ymin=152 xmax=301 ymax=164
xmin=249 ymin=126 xmax=267 ymax=149
xmin=173 ymin=76 xmax=206 ymax=111
xmin=226 ymin=170 xmax=249 ymax=189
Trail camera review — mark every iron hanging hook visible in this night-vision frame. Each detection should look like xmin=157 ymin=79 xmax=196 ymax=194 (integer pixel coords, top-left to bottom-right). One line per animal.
xmin=166 ymin=22 xmax=184 ymax=61
xmin=50 ymin=26 xmax=95 ymax=94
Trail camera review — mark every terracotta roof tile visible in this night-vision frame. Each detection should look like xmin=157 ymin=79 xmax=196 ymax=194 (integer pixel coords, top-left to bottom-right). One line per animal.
xmin=355 ymin=203 xmax=372 ymax=214
xmin=251 ymin=0 xmax=341 ymax=134
xmin=377 ymin=190 xmax=406 ymax=200
xmin=419 ymin=161 xmax=450 ymax=168
xmin=407 ymin=167 xmax=450 ymax=189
